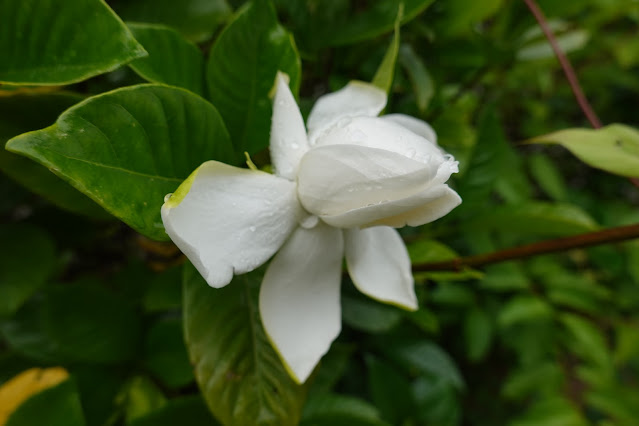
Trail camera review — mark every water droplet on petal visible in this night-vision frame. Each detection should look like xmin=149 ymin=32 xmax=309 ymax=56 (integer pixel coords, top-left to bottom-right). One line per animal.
xmin=406 ymin=148 xmax=417 ymax=159
xmin=164 ymin=193 xmax=173 ymax=202
xmin=351 ymin=129 xmax=367 ymax=143
xmin=300 ymin=215 xmax=319 ymax=229
xmin=291 ymin=142 xmax=299 ymax=149
xmin=249 ymin=226 xmax=256 ymax=232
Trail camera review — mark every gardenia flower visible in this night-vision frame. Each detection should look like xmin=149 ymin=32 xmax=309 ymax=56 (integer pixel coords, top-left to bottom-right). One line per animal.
xmin=161 ymin=73 xmax=461 ymax=383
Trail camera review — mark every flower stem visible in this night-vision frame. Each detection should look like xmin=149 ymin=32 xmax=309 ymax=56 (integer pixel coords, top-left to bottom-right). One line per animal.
xmin=412 ymin=224 xmax=639 ymax=272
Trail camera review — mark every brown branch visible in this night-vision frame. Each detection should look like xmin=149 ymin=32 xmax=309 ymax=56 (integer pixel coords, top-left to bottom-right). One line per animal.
xmin=522 ymin=0 xmax=602 ymax=129
xmin=413 ymin=224 xmax=639 ymax=272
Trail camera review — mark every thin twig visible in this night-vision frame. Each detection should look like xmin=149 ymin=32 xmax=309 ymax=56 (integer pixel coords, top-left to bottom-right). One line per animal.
xmin=522 ymin=0 xmax=602 ymax=128
xmin=413 ymin=224 xmax=639 ymax=272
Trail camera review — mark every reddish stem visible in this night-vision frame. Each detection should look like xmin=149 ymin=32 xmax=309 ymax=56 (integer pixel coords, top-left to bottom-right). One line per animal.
xmin=522 ymin=0 xmax=602 ymax=129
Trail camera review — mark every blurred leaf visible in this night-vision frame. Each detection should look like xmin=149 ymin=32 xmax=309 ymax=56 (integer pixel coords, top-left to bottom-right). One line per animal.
xmin=127 ymin=23 xmax=205 ymax=95
xmin=386 ymin=340 xmax=465 ymax=391
xmin=0 ymin=224 xmax=55 ymax=317
xmin=502 ymin=362 xmax=563 ymax=400
xmin=510 ymin=397 xmax=587 ymax=426
xmin=586 ymin=387 xmax=639 ymax=425
xmin=465 ymin=201 xmax=598 ymax=236
xmin=143 ymin=317 xmax=194 ymax=389
xmin=517 ymin=30 xmax=589 ymax=61
xmin=130 ymin=395 xmax=219 ymax=426
xmin=560 ymin=313 xmax=612 ymax=372
xmin=5 ymin=378 xmax=85 ymax=426
xmin=142 ymin=266 xmax=183 ymax=312
xmin=6 ymin=85 xmax=234 ymax=241
xmin=0 ymin=367 xmax=68 ymax=423
xmin=405 ymin=308 xmax=439 ymax=334
xmin=412 ymin=376 xmax=461 ymax=426
xmin=307 ymin=344 xmax=354 ymax=395
xmin=438 ymin=0 xmax=504 ymax=36
xmin=430 ymin=284 xmax=475 ymax=307
xmin=366 ymin=356 xmax=413 ymax=424
xmin=408 ymin=239 xmax=482 ymax=281
xmin=341 ymin=295 xmax=402 ymax=333
xmin=371 ymin=5 xmax=401 ymax=94
xmin=301 ymin=393 xmax=388 ymax=426
xmin=2 ymin=282 xmax=141 ymax=364
xmin=206 ymin=0 xmax=301 ymax=157
xmin=464 ymin=307 xmax=493 ymax=362
xmin=0 ymin=0 xmax=146 ymax=84
xmin=498 ymin=296 xmax=553 ymax=328
xmin=112 ymin=0 xmax=231 ymax=43
xmin=121 ymin=376 xmax=166 ymax=424
xmin=528 ymin=153 xmax=567 ymax=201
xmin=399 ymin=44 xmax=434 ymax=113
xmin=183 ymin=263 xmax=307 ymax=426
xmin=0 ymin=92 xmax=108 ymax=218
xmin=316 ymin=0 xmax=434 ymax=47
xmin=528 ymin=124 xmax=639 ymax=178
xmin=73 ymin=367 xmax=124 ymax=426
xmin=479 ymin=262 xmax=530 ymax=292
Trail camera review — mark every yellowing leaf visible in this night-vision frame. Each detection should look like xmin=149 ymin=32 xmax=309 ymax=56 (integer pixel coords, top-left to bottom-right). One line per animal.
xmin=0 ymin=367 xmax=68 ymax=424
xmin=528 ymin=124 xmax=639 ymax=178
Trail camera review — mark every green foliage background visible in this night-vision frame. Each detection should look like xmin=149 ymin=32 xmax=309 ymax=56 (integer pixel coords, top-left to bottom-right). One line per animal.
xmin=1 ymin=0 xmax=639 ymax=425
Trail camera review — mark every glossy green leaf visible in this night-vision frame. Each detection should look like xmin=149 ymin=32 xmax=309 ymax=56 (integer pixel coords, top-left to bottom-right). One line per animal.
xmin=130 ymin=395 xmax=219 ymax=426
xmin=143 ymin=317 xmax=194 ymax=389
xmin=128 ymin=23 xmax=205 ymax=95
xmin=183 ymin=263 xmax=307 ymax=426
xmin=528 ymin=124 xmax=639 ymax=178
xmin=0 ymin=92 xmax=109 ymax=218
xmin=6 ymin=85 xmax=235 ymax=241
xmin=317 ymin=0 xmax=434 ymax=47
xmin=112 ymin=0 xmax=231 ymax=43
xmin=465 ymin=201 xmax=598 ymax=236
xmin=0 ymin=224 xmax=55 ymax=317
xmin=301 ymin=393 xmax=388 ymax=426
xmin=399 ymin=44 xmax=434 ymax=113
xmin=371 ymin=5 xmax=402 ymax=94
xmin=206 ymin=0 xmax=301 ymax=157
xmin=6 ymin=379 xmax=86 ymax=426
xmin=0 ymin=0 xmax=146 ymax=85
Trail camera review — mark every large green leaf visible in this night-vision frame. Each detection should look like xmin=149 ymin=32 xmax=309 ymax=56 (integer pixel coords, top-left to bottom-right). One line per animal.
xmin=371 ymin=5 xmax=402 ymax=94
xmin=128 ymin=23 xmax=205 ymax=95
xmin=130 ymin=395 xmax=220 ymax=426
xmin=143 ymin=317 xmax=194 ymax=389
xmin=399 ymin=44 xmax=434 ymax=113
xmin=6 ymin=379 xmax=86 ymax=426
xmin=112 ymin=0 xmax=231 ymax=43
xmin=6 ymin=85 xmax=235 ymax=240
xmin=528 ymin=124 xmax=639 ymax=178
xmin=206 ymin=0 xmax=301 ymax=157
xmin=0 ymin=0 xmax=146 ymax=85
xmin=0 ymin=92 xmax=109 ymax=218
xmin=183 ymin=263 xmax=307 ymax=425
xmin=0 ymin=224 xmax=55 ymax=317
xmin=301 ymin=393 xmax=388 ymax=426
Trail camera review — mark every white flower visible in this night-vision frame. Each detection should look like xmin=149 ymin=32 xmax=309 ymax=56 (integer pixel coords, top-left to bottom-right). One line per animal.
xmin=161 ymin=73 xmax=461 ymax=383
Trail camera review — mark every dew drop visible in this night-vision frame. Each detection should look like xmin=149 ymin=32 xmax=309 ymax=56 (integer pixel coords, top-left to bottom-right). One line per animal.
xmin=351 ymin=129 xmax=367 ymax=143
xmin=164 ymin=193 xmax=173 ymax=202
xmin=300 ymin=215 xmax=319 ymax=229
xmin=291 ymin=142 xmax=299 ymax=149
xmin=406 ymin=148 xmax=417 ymax=158
xmin=249 ymin=226 xmax=256 ymax=232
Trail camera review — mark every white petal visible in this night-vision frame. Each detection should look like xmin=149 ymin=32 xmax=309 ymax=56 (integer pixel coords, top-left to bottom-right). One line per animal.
xmin=315 ymin=116 xmax=445 ymax=165
xmin=260 ymin=223 xmax=344 ymax=383
xmin=345 ymin=227 xmax=417 ymax=310
xmin=297 ymin=144 xmax=459 ymax=227
xmin=321 ymin=184 xmax=461 ymax=229
xmin=270 ymin=72 xmax=310 ymax=180
xmin=307 ymin=82 xmax=386 ymax=144
xmin=161 ymin=161 xmax=302 ymax=288
xmin=382 ymin=113 xmax=438 ymax=144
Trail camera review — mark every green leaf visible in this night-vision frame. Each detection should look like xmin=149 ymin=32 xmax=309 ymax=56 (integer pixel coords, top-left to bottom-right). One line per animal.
xmin=6 ymin=85 xmax=235 ymax=241
xmin=341 ymin=295 xmax=402 ymax=333
xmin=528 ymin=124 xmax=639 ymax=178
xmin=0 ymin=92 xmax=109 ymax=218
xmin=0 ymin=224 xmax=55 ymax=317
xmin=463 ymin=307 xmax=493 ymax=362
xmin=437 ymin=0 xmax=504 ymax=37
xmin=143 ymin=317 xmax=194 ymax=389
xmin=498 ymin=296 xmax=554 ymax=328
xmin=371 ymin=4 xmax=402 ymax=93
xmin=2 ymin=282 xmax=141 ymax=364
xmin=127 ymin=23 xmax=205 ymax=95
xmin=301 ymin=393 xmax=388 ymax=426
xmin=528 ymin=153 xmax=568 ymax=201
xmin=399 ymin=44 xmax=434 ymax=113
xmin=408 ymin=239 xmax=482 ymax=281
xmin=465 ymin=201 xmax=598 ymax=236
xmin=0 ymin=0 xmax=146 ymax=85
xmin=6 ymin=379 xmax=86 ymax=426
xmin=510 ymin=397 xmax=587 ymax=426
xmin=130 ymin=395 xmax=220 ymax=426
xmin=317 ymin=0 xmax=434 ymax=47
xmin=502 ymin=362 xmax=564 ymax=400
xmin=560 ymin=313 xmax=612 ymax=371
xmin=206 ymin=0 xmax=301 ymax=157
xmin=412 ymin=376 xmax=461 ymax=426
xmin=112 ymin=0 xmax=231 ymax=43
xmin=183 ymin=263 xmax=307 ymax=426
xmin=366 ymin=356 xmax=414 ymax=424
xmin=121 ymin=376 xmax=167 ymax=423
